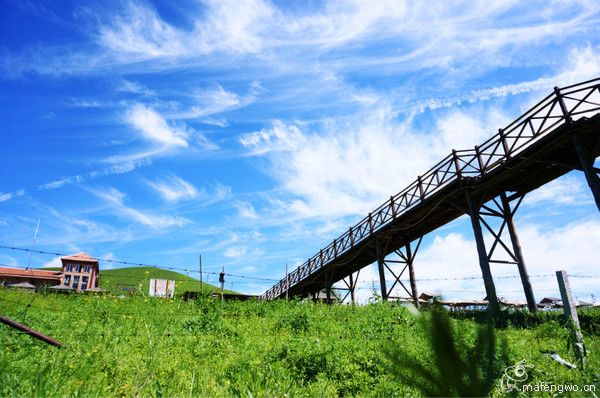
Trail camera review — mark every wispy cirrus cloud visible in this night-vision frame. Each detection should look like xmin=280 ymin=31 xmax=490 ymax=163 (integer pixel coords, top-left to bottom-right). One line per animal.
xmin=116 ymin=78 xmax=155 ymax=96
xmin=234 ymin=201 xmax=258 ymax=219
xmin=6 ymin=0 xmax=598 ymax=80
xmin=106 ymin=103 xmax=216 ymax=163
xmin=239 ymin=105 xmax=507 ymax=219
xmin=127 ymin=103 xmax=189 ymax=147
xmin=239 ymin=120 xmax=306 ymax=155
xmin=146 ymin=175 xmax=199 ymax=202
xmin=38 ymin=160 xmax=151 ymax=191
xmin=170 ymin=81 xmax=263 ymax=120
xmin=0 ymin=189 xmax=26 ymax=203
xmin=93 ymin=187 xmax=189 ymax=229
xmin=526 ymin=176 xmax=591 ymax=206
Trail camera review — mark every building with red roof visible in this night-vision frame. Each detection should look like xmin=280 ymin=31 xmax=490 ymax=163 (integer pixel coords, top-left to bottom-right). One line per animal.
xmin=0 ymin=267 xmax=63 ymax=288
xmin=0 ymin=252 xmax=100 ymax=291
xmin=60 ymin=252 xmax=99 ymax=290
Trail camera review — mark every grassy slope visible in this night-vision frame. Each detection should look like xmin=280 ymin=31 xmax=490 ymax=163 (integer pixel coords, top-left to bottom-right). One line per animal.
xmin=40 ymin=266 xmax=236 ymax=295
xmin=0 ymin=288 xmax=598 ymax=397
xmin=99 ymin=266 xmax=236 ymax=295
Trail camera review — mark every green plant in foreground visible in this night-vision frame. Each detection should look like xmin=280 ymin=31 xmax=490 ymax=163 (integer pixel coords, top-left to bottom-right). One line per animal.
xmin=388 ymin=305 xmax=509 ymax=397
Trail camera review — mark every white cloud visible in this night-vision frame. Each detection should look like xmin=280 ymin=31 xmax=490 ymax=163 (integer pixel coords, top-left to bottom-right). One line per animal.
xmin=98 ymin=252 xmax=119 ymax=270
xmin=234 ymin=201 xmax=258 ymax=219
xmin=170 ymin=82 xmax=263 ymax=122
xmin=127 ymin=103 xmax=188 ymax=147
xmin=526 ymin=175 xmax=590 ymax=205
xmin=107 ymin=103 xmax=216 ymax=163
xmin=520 ymin=219 xmax=600 ymax=275
xmin=98 ymin=1 xmax=187 ymax=60
xmin=89 ymin=1 xmax=599 ymax=73
xmin=146 ymin=176 xmax=199 ymax=202
xmin=0 ymin=189 xmax=25 ymax=203
xmin=239 ymin=120 xmax=306 ymax=155
xmin=241 ymin=106 xmax=506 ymax=219
xmin=195 ymin=0 xmax=273 ymax=54
xmin=94 ymin=187 xmax=189 ymax=229
xmin=213 ymin=184 xmax=232 ymax=201
xmin=116 ymin=78 xmax=155 ymax=96
xmin=4 ymin=0 xmax=600 ymax=87
xmin=42 ymin=256 xmax=62 ymax=268
xmin=37 ymin=160 xmax=150 ymax=191
xmin=0 ymin=254 xmax=19 ymax=267
xmin=36 ymin=207 xmax=134 ymax=247
xmin=223 ymin=246 xmax=248 ymax=258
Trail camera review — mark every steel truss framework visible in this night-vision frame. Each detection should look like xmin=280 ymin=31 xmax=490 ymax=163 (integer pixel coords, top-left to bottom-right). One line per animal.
xmin=262 ymin=78 xmax=600 ymax=308
xmin=461 ymin=191 xmax=537 ymax=313
xmin=375 ymin=237 xmax=421 ymax=307
xmin=572 ymin=132 xmax=600 ymax=210
xmin=331 ymin=270 xmax=361 ymax=304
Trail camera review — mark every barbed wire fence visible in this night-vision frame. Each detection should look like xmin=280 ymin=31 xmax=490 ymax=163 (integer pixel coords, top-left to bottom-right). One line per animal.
xmin=1 ymin=243 xmax=598 ymax=301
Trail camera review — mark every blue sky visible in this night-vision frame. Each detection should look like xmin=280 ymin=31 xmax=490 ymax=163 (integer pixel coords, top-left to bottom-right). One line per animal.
xmin=1 ymin=0 xmax=599 ymax=302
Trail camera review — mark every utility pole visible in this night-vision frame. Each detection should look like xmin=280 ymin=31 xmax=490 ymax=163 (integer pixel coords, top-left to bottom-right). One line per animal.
xmin=219 ymin=266 xmax=225 ymax=302
xmin=285 ymin=264 xmax=289 ymax=301
xmin=199 ymin=254 xmax=203 ymax=294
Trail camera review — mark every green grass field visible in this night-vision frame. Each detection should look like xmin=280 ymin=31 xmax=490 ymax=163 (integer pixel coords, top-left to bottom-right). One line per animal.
xmin=42 ymin=266 xmax=236 ymax=296
xmin=98 ymin=266 xmax=236 ymax=296
xmin=1 ymin=288 xmax=598 ymax=397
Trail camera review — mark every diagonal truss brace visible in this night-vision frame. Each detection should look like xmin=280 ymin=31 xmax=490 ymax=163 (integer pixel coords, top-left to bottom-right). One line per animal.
xmin=376 ymin=237 xmax=421 ymax=307
xmin=333 ymin=270 xmax=361 ymax=304
xmin=572 ymin=132 xmax=600 ymax=212
xmin=470 ymin=191 xmax=537 ymax=312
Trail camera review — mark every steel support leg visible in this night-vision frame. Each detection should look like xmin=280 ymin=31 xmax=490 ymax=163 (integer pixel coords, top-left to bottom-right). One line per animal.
xmin=349 ymin=273 xmax=356 ymax=304
xmin=465 ymin=191 xmax=500 ymax=317
xmin=375 ymin=237 xmax=421 ymax=305
xmin=500 ymin=193 xmax=537 ymax=312
xmin=406 ymin=244 xmax=420 ymax=308
xmin=573 ymin=133 xmax=600 ymax=212
xmin=333 ymin=270 xmax=361 ymax=304
xmin=376 ymin=242 xmax=388 ymax=301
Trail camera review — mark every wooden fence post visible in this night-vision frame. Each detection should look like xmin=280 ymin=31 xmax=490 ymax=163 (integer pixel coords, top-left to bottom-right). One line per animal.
xmin=556 ymin=270 xmax=586 ymax=365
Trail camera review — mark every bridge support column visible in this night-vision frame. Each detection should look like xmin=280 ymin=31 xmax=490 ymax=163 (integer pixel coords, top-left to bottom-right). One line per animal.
xmin=465 ymin=191 xmax=501 ymax=317
xmin=376 ymin=242 xmax=388 ymax=301
xmin=336 ymin=270 xmax=360 ymax=304
xmin=499 ymin=193 xmax=537 ymax=312
xmin=572 ymin=133 xmax=600 ymax=213
xmin=375 ymin=237 xmax=421 ymax=306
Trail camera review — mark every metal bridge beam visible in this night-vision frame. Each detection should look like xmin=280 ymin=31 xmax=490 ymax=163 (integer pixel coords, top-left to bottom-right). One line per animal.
xmin=406 ymin=242 xmax=420 ymax=308
xmin=376 ymin=241 xmax=388 ymax=301
xmin=465 ymin=190 xmax=538 ymax=313
xmin=572 ymin=133 xmax=600 ymax=212
xmin=499 ymin=193 xmax=537 ymax=312
xmin=375 ymin=237 xmax=421 ymax=306
xmin=465 ymin=191 xmax=501 ymax=317
xmin=333 ymin=270 xmax=361 ymax=304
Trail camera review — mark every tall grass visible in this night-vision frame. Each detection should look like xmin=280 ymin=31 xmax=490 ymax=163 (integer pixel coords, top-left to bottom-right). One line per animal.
xmin=1 ymin=288 xmax=598 ymax=397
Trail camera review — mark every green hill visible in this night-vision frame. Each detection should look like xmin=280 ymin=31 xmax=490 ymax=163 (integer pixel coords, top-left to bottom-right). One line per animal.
xmin=99 ymin=267 xmax=236 ymax=296
xmin=39 ymin=266 xmax=236 ymax=296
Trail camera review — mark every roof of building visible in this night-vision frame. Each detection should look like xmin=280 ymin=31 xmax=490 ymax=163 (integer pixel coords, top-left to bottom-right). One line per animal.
xmin=539 ymin=297 xmax=562 ymax=303
xmin=60 ymin=252 xmax=98 ymax=263
xmin=0 ymin=267 xmax=62 ymax=280
xmin=419 ymin=292 xmax=441 ymax=300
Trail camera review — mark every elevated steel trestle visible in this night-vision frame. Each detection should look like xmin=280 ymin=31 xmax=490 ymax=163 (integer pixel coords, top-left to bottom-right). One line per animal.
xmin=261 ymin=78 xmax=600 ymax=311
